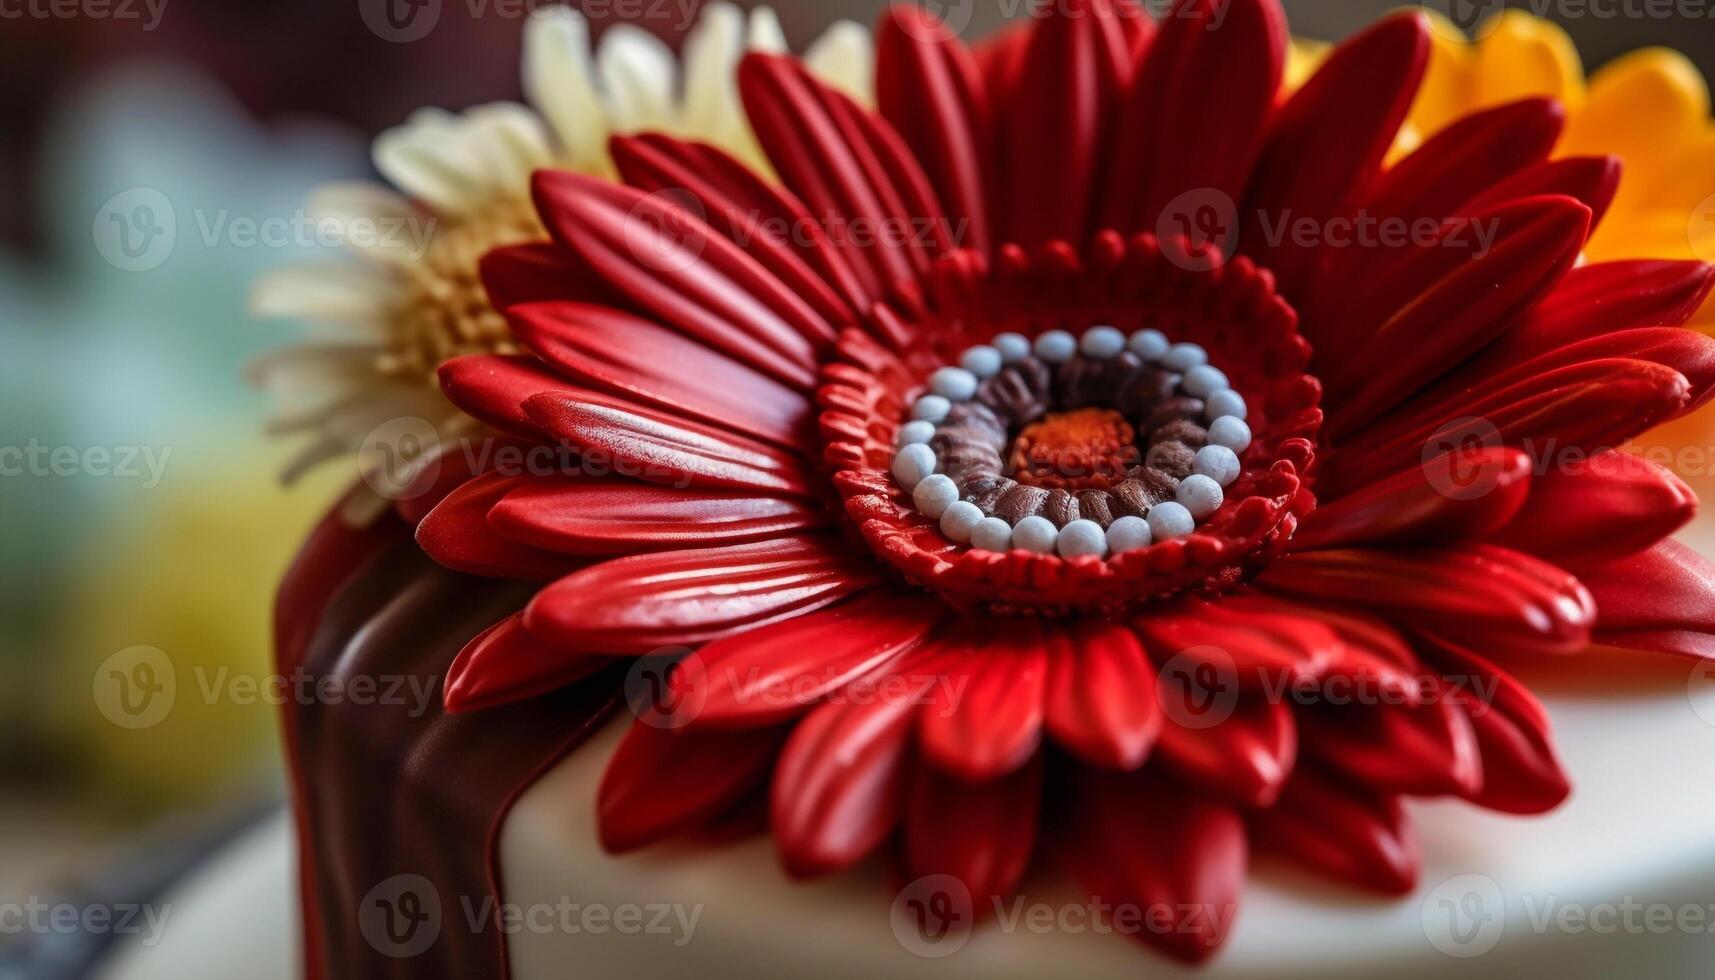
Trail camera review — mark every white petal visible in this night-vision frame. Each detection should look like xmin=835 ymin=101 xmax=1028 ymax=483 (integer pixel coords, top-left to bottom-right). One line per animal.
xmin=304 ymin=181 xmax=423 ymax=264
xmin=805 ymin=21 xmax=873 ymax=105
xmin=250 ymin=263 xmax=403 ymax=324
xmin=463 ymin=102 xmax=554 ymax=192
xmin=522 ymin=5 xmax=611 ymax=172
xmin=372 ymin=113 xmax=492 ymax=217
xmin=679 ymin=1 xmax=746 ymax=145
xmin=597 ymin=24 xmax=677 ymax=133
xmin=746 ymin=6 xmax=788 ymax=52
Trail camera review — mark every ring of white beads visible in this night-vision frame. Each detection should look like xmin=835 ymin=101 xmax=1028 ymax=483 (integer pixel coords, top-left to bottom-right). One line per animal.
xmin=891 ymin=326 xmax=1253 ymax=558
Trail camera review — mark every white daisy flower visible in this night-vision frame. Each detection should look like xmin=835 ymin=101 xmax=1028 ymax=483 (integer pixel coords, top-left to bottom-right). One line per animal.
xmin=248 ymin=3 xmax=872 ymax=519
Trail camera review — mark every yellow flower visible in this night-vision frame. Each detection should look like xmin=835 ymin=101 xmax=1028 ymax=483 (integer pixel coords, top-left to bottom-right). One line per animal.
xmin=1294 ymin=10 xmax=1715 ymax=325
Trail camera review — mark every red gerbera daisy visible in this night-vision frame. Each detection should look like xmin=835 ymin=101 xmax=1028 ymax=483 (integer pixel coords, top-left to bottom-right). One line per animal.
xmin=405 ymin=0 xmax=1715 ymax=963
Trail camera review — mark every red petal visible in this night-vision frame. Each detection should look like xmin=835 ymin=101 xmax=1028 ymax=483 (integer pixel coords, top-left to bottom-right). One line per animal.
xmin=443 ymin=611 xmax=613 ymax=713
xmin=1250 ymin=768 xmax=1418 ymax=894
xmin=437 ymin=353 xmax=576 ymax=440
xmin=597 ymin=721 xmax=782 ymax=853
xmin=1323 ymin=195 xmax=1590 ymax=432
xmin=919 ymin=620 xmax=1048 ymax=781
xmin=479 ymin=241 xmax=627 ymax=310
xmin=679 ymin=591 xmax=946 ymax=729
xmin=507 ymin=301 xmax=814 ymax=449
xmin=903 ymin=758 xmax=1041 ymax=914
xmin=1292 ymin=447 xmax=1532 ymax=551
xmin=995 ymin=0 xmax=1130 ymax=245
xmin=1136 ymin=594 xmax=1344 ymax=686
xmin=415 ymin=471 xmax=582 ymax=579
xmin=1507 ymin=259 xmax=1715 ymax=350
xmin=1462 ymin=155 xmax=1621 ymax=233
xmin=1417 ymin=637 xmax=1569 ymax=814
xmin=610 ymin=134 xmax=864 ymax=326
xmin=740 ymin=53 xmax=947 ymax=299
xmin=1241 ymin=13 xmax=1428 ymax=298
xmin=1258 ymin=546 xmax=1595 ymax=655
xmin=1496 ymin=451 xmax=1694 ymax=563
xmin=1154 ymin=695 xmax=1296 ymax=808
xmin=531 ymin=170 xmax=825 ymax=388
xmin=1301 ymin=695 xmax=1482 ymax=798
xmin=488 ymin=476 xmax=826 ymax=556
xmin=770 ymin=645 xmax=945 ymax=877
xmin=876 ymin=7 xmax=990 ymax=256
xmin=1580 ymin=539 xmax=1715 ymax=660
xmin=522 ymin=389 xmax=816 ymax=497
xmin=1100 ymin=0 xmax=1286 ymax=234
xmin=1057 ymin=768 xmax=1246 ymax=963
xmin=525 ymin=536 xmax=877 ymax=653
xmin=1043 ymin=621 xmax=1161 ymax=769
xmin=1329 ymin=359 xmax=1692 ymax=492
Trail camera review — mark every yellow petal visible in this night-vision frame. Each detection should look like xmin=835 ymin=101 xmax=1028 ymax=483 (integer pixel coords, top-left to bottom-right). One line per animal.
xmin=1285 ymin=36 xmax=1329 ymax=93
xmin=1469 ymin=10 xmax=1584 ymax=110
xmin=1564 ymin=49 xmax=1712 ymax=212
xmin=1406 ymin=9 xmax=1479 ymax=140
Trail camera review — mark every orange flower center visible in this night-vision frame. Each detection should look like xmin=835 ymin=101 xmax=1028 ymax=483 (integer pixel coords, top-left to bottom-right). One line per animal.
xmin=1008 ymin=408 xmax=1139 ymax=491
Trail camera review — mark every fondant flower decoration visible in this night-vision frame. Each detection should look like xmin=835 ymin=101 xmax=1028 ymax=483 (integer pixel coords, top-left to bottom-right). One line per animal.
xmin=409 ymin=0 xmax=1715 ymax=962
xmin=246 ymin=3 xmax=871 ymax=517
xmin=1303 ymin=9 xmax=1715 ymax=320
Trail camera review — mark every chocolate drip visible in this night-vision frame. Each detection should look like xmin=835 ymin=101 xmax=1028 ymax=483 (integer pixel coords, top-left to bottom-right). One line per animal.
xmin=1144 ymin=396 xmax=1205 ymax=431
xmin=976 ymin=358 xmax=1051 ymax=426
xmin=1056 ymin=351 xmax=1145 ymax=408
xmin=1148 ymin=419 xmax=1208 ymax=449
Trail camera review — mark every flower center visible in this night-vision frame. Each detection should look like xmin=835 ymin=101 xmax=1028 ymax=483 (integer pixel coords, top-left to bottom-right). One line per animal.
xmin=1009 ymin=408 xmax=1135 ymax=490
xmin=820 ymin=232 xmax=1323 ymax=613
xmin=376 ymin=200 xmax=540 ymax=382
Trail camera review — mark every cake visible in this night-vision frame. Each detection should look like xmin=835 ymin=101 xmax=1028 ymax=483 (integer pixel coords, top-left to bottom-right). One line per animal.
xmin=259 ymin=1 xmax=1715 ymax=978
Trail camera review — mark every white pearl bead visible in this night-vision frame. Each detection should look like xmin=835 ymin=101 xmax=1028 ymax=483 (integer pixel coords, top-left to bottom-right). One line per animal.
xmin=939 ymin=500 xmax=983 ymax=543
xmin=891 ymin=443 xmax=937 ymax=490
xmin=1205 ymin=389 xmax=1247 ymax=421
xmin=992 ymin=332 xmax=1031 ymax=363
xmin=895 ymin=419 xmax=936 ymax=447
xmin=1206 ymin=415 xmax=1252 ymax=452
xmin=1056 ymin=519 xmax=1108 ymax=559
xmin=911 ymin=395 xmax=951 ymax=422
xmin=1193 ymin=444 xmax=1241 ymax=487
xmin=1012 ymin=515 xmax=1059 ymax=554
xmin=1128 ymin=328 xmax=1169 ymax=362
xmin=1106 ymin=515 xmax=1153 ymax=553
xmin=1177 ymin=473 xmax=1224 ymax=518
xmin=929 ymin=367 xmax=978 ymax=401
xmin=1148 ymin=501 xmax=1195 ymax=540
xmin=960 ymin=345 xmax=1003 ymax=378
xmin=1033 ymin=330 xmax=1077 ymax=363
xmin=970 ymin=516 xmax=1014 ymax=552
xmin=1080 ymin=325 xmax=1126 ymax=359
xmin=1181 ymin=364 xmax=1229 ymax=398
xmin=912 ymin=473 xmax=960 ymax=518
xmin=1162 ymin=342 xmax=1208 ymax=372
